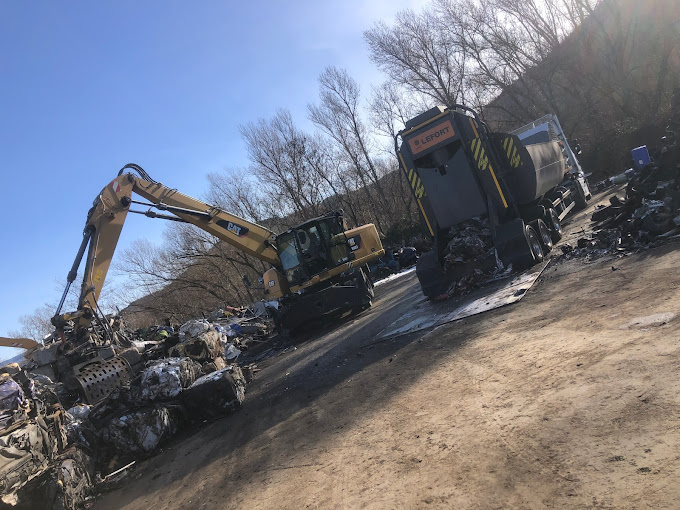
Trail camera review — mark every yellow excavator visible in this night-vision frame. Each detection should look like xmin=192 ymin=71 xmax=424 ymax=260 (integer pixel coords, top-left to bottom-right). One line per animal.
xmin=54 ymin=164 xmax=384 ymax=332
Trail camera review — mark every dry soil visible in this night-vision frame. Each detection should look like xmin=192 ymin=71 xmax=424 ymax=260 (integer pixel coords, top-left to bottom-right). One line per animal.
xmin=96 ymin=197 xmax=680 ymax=510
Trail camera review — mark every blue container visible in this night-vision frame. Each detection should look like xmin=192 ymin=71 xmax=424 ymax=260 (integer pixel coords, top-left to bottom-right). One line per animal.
xmin=631 ymin=145 xmax=650 ymax=169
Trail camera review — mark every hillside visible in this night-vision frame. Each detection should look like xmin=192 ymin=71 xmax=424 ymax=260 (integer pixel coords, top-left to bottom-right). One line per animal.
xmin=485 ymin=0 xmax=680 ymax=178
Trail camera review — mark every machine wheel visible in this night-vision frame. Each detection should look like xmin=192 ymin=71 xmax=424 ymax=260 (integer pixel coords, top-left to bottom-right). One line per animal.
xmin=529 ymin=219 xmax=553 ymax=253
xmin=510 ymin=224 xmax=544 ymax=270
xmin=360 ymin=267 xmax=374 ymax=301
xmin=573 ymin=180 xmax=588 ymax=210
xmin=415 ymin=250 xmax=454 ymax=299
xmin=527 ymin=225 xmax=544 ymax=264
xmin=543 ymin=208 xmax=563 ymax=243
xmin=351 ymin=268 xmax=374 ymax=314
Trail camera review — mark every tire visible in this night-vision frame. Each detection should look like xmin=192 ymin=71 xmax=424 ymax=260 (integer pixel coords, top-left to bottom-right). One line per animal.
xmin=573 ymin=180 xmax=588 ymax=210
xmin=543 ymin=208 xmax=563 ymax=243
xmin=505 ymin=224 xmax=543 ymax=271
xmin=529 ymin=219 xmax=553 ymax=253
xmin=415 ymin=250 xmax=454 ymax=299
xmin=526 ymin=225 xmax=544 ymax=264
xmin=360 ymin=267 xmax=374 ymax=301
xmin=351 ymin=267 xmax=373 ymax=306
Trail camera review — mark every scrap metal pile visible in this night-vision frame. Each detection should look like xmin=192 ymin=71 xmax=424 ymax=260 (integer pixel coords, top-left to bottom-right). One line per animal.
xmin=0 ymin=365 xmax=90 ymax=509
xmin=0 ymin=307 xmax=270 ymax=509
xmin=437 ymin=218 xmax=510 ymax=298
xmin=561 ymin=106 xmax=680 ymax=260
xmin=443 ymin=218 xmax=494 ymax=268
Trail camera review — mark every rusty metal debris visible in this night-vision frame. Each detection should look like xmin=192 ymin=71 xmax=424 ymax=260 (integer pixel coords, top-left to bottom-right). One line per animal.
xmin=560 ymin=139 xmax=680 ymax=261
xmin=0 ymin=368 xmax=79 ymax=508
xmin=427 ymin=217 xmax=516 ymax=300
xmin=139 ymin=358 xmax=202 ymax=402
xmin=0 ymin=306 xmax=272 ymax=508
xmin=105 ymin=404 xmax=185 ymax=454
xmin=554 ymin=90 xmax=680 ymax=262
xmin=443 ymin=218 xmax=494 ymax=268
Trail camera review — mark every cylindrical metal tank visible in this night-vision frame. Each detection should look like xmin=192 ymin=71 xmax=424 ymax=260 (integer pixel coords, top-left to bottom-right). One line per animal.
xmin=501 ymin=140 xmax=566 ymax=204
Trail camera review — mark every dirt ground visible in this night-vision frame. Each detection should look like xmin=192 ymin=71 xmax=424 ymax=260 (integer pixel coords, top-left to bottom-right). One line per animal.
xmin=96 ymin=197 xmax=680 ymax=509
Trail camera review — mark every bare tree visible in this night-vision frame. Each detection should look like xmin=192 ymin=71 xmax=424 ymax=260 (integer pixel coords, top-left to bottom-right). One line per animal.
xmin=300 ymin=134 xmax=365 ymax=227
xmin=240 ymin=109 xmax=326 ymax=223
xmin=10 ymin=304 xmax=55 ymax=343
xmin=309 ymin=66 xmax=396 ymax=233
xmin=206 ymin=169 xmax=267 ymax=224
xmin=365 ymin=7 xmax=468 ymax=107
xmin=114 ymin=218 xmax=270 ymax=325
xmin=370 ymin=81 xmax=425 ymax=141
xmin=368 ymin=82 xmax=424 ymax=221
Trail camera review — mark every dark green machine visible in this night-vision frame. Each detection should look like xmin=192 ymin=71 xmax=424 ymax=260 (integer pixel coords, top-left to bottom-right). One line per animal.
xmin=395 ymin=105 xmax=589 ymax=298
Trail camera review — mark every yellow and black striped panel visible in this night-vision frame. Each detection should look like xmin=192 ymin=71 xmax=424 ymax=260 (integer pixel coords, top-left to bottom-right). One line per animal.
xmin=470 ymin=137 xmax=489 ymax=171
xmin=407 ymin=168 xmax=425 ymax=199
xmin=397 ymin=151 xmax=433 ymax=235
xmin=397 ymin=151 xmax=425 ymax=199
xmin=469 ymin=137 xmax=509 ymax=209
xmin=502 ymin=137 xmax=522 ymax=168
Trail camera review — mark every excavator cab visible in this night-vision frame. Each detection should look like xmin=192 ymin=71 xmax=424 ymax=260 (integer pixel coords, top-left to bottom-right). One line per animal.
xmin=275 ymin=212 xmax=351 ymax=286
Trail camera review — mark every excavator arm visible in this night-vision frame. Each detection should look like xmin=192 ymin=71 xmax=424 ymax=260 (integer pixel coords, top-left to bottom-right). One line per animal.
xmin=56 ymin=166 xmax=280 ymax=322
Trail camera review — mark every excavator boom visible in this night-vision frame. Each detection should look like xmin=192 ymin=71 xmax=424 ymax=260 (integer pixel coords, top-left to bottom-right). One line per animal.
xmin=63 ymin=169 xmax=280 ymax=317
xmin=55 ymin=164 xmax=384 ymax=333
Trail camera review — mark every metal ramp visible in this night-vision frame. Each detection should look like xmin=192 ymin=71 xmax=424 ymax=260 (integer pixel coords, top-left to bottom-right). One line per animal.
xmin=376 ymin=261 xmax=549 ymax=340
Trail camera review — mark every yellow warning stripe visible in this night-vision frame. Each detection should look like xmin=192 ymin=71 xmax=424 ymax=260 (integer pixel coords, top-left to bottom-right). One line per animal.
xmin=398 ymin=151 xmax=433 ymax=235
xmin=405 ymin=160 xmax=424 ymax=197
xmin=505 ymin=137 xmax=514 ymax=159
xmin=470 ymin=137 xmax=508 ymax=209
xmin=399 ymin=153 xmax=419 ymax=193
xmin=417 ymin=198 xmax=434 ymax=236
xmin=470 ymin=138 xmax=488 ymax=171
xmin=468 ymin=117 xmax=479 ymax=138
xmin=488 ymin=164 xmax=508 ymax=208
xmin=502 ymin=137 xmax=521 ymax=168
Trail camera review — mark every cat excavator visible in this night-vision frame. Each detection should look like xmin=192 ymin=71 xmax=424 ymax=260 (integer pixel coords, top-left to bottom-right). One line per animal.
xmin=53 ymin=164 xmax=384 ymax=333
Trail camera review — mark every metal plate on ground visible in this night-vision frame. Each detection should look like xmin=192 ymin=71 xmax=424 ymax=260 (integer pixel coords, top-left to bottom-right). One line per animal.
xmin=376 ymin=261 xmax=549 ymax=340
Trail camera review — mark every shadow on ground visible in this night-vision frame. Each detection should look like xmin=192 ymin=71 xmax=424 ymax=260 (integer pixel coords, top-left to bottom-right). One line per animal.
xmin=95 ymin=271 xmax=501 ymax=508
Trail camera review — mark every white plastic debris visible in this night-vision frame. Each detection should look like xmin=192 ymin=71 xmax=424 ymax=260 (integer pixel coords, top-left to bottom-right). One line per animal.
xmin=139 ymin=358 xmax=201 ymax=401
xmin=224 ymin=344 xmax=242 ymax=360
xmin=106 ymin=406 xmax=181 ymax=453
xmin=66 ymin=405 xmax=91 ymax=421
xmin=178 ymin=319 xmax=212 ymax=342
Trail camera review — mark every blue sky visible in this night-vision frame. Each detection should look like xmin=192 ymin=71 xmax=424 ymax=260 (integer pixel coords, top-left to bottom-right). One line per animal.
xmin=0 ymin=0 xmax=425 ymax=351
